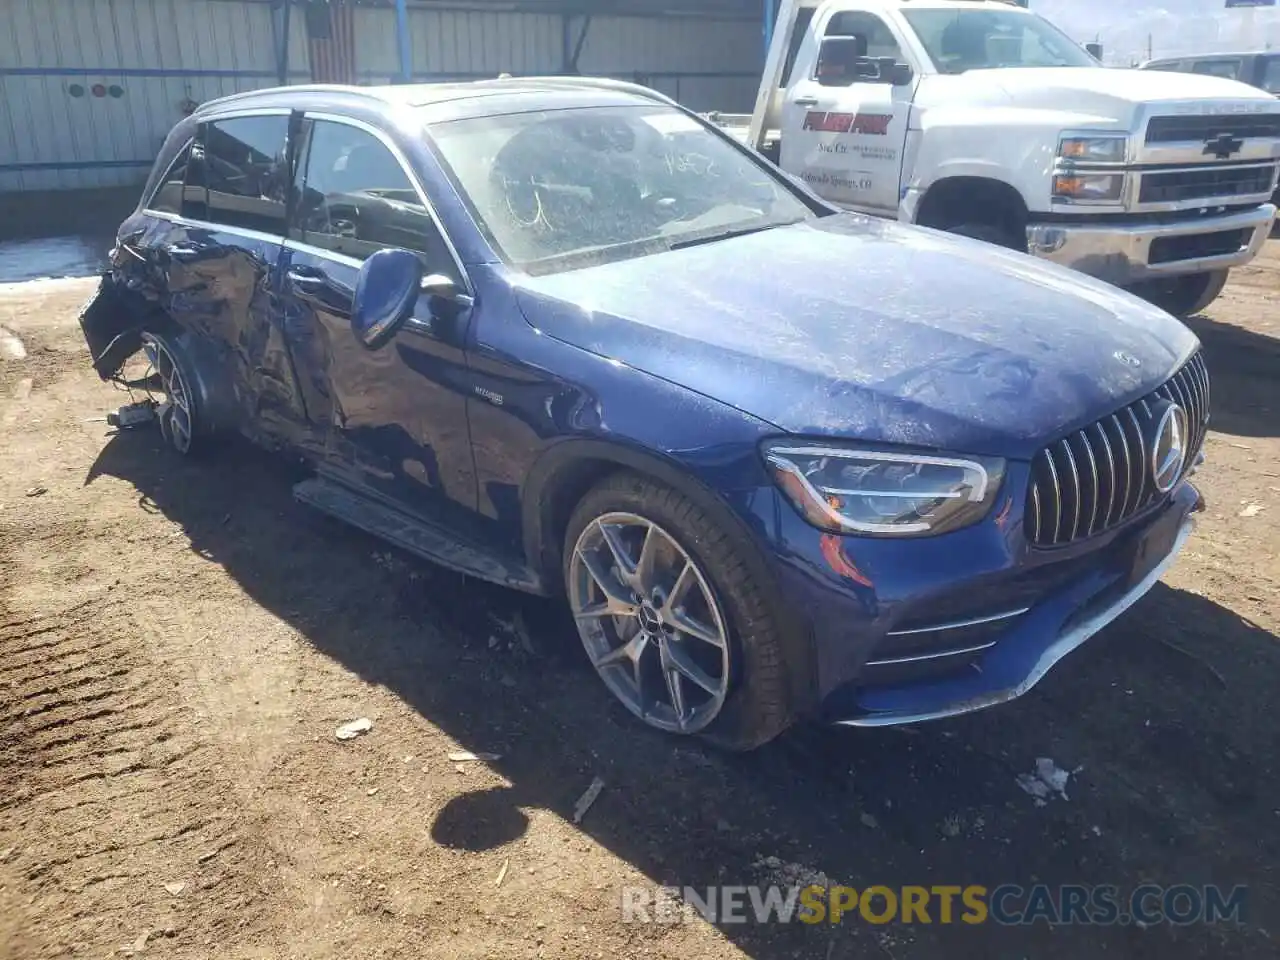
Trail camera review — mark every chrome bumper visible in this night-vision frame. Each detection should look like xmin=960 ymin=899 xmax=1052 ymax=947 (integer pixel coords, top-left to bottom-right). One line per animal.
xmin=1025 ymin=204 xmax=1276 ymax=285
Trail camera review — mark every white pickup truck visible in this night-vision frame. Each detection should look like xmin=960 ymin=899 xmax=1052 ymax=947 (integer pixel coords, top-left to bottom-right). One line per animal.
xmin=710 ymin=0 xmax=1280 ymax=317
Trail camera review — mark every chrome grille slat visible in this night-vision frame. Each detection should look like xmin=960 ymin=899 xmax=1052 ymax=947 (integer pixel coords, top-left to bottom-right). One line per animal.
xmin=1042 ymin=449 xmax=1063 ymax=544
xmin=1125 ymin=406 xmax=1148 ymax=509
xmin=1110 ymin=413 xmax=1132 ymax=518
xmin=1093 ymin=422 xmax=1117 ymax=528
xmin=1024 ymin=353 xmax=1210 ymax=548
xmin=1029 ymin=483 xmax=1042 ymax=543
xmin=1077 ymin=431 xmax=1100 ymax=536
xmin=1059 ymin=440 xmax=1082 ymax=541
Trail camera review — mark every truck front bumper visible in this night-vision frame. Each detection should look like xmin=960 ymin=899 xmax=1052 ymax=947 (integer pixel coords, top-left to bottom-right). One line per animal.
xmin=1025 ymin=204 xmax=1276 ymax=285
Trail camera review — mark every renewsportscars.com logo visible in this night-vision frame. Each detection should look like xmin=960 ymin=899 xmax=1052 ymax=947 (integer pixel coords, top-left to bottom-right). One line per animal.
xmin=621 ymin=883 xmax=1248 ymax=927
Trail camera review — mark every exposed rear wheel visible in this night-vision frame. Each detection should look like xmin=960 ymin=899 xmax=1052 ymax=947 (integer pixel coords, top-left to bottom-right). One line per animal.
xmin=141 ymin=331 xmax=207 ymax=456
xmin=564 ymin=472 xmax=793 ymax=751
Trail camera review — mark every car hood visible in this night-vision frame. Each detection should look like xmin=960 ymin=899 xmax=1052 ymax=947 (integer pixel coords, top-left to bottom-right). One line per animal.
xmin=915 ymin=67 xmax=1280 ymax=126
xmin=513 ymin=215 xmax=1199 ymax=459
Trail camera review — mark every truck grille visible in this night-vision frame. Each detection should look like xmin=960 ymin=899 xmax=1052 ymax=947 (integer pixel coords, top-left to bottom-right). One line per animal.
xmin=1025 ymin=353 xmax=1210 ymax=548
xmin=1146 ymin=114 xmax=1280 ymax=144
xmin=1138 ymin=164 xmax=1276 ymax=204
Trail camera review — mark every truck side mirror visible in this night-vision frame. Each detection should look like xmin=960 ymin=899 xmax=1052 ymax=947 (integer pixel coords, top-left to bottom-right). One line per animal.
xmin=815 ymin=36 xmax=867 ymax=87
xmin=1085 ymin=41 xmax=1104 ymax=61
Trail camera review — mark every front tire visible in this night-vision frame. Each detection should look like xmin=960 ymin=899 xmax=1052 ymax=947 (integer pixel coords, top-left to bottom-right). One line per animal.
xmin=1127 ymin=269 xmax=1229 ymax=319
xmin=563 ymin=472 xmax=793 ymax=751
xmin=945 ymin=221 xmax=1027 ymax=252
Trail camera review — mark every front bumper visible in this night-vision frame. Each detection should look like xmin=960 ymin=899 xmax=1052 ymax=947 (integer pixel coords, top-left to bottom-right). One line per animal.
xmin=1025 ymin=204 xmax=1276 ymax=285
xmin=752 ymin=475 xmax=1202 ymax=728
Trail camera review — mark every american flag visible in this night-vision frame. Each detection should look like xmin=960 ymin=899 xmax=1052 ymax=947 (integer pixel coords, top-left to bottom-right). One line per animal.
xmin=304 ymin=0 xmax=357 ymax=85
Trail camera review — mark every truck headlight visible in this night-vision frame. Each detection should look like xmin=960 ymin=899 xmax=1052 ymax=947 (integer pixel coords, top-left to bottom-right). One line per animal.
xmin=762 ymin=442 xmax=1006 ymax=537
xmin=1053 ymin=173 xmax=1124 ymax=202
xmin=1058 ymin=135 xmax=1128 ymax=163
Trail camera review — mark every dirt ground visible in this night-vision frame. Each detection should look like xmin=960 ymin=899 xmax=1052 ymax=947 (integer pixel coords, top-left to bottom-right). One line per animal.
xmin=0 ymin=248 xmax=1276 ymax=960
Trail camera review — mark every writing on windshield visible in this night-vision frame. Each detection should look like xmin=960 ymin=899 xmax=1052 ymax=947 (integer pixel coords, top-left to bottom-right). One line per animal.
xmin=902 ymin=9 xmax=1096 ymax=74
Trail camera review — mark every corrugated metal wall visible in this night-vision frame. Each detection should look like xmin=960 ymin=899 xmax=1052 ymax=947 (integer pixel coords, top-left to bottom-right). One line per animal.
xmin=1 ymin=0 xmax=761 ymax=194
xmin=0 ymin=0 xmax=282 ymax=192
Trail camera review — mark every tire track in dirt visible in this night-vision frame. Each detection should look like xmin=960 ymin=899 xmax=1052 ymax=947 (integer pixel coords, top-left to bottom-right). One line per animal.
xmin=0 ymin=562 xmax=270 ymax=956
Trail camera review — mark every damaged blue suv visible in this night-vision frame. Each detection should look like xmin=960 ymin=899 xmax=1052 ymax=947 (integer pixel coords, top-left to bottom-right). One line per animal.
xmin=80 ymin=78 xmax=1208 ymax=750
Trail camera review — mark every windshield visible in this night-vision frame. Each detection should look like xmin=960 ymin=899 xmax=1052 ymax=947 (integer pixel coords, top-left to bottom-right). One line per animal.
xmin=426 ymin=104 xmax=817 ymax=275
xmin=902 ymin=8 xmax=1096 ymax=74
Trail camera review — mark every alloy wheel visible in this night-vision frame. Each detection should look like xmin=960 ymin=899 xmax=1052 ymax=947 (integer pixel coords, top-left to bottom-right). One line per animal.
xmin=141 ymin=334 xmax=194 ymax=455
xmin=568 ymin=512 xmax=731 ymax=733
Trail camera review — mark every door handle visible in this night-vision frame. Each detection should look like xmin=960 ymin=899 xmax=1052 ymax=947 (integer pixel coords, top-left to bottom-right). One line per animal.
xmin=287 ymin=267 xmax=328 ymax=290
xmin=793 ymin=96 xmax=819 ymax=107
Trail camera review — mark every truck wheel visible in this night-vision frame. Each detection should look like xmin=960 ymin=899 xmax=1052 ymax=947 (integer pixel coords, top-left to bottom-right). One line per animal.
xmin=946 ymin=222 xmax=1027 ymax=253
xmin=563 ymin=471 xmax=793 ymax=751
xmin=1128 ymin=269 xmax=1229 ymax=319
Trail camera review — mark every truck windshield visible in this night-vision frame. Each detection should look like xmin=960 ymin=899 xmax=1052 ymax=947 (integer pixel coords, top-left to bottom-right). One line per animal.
xmin=426 ymin=104 xmax=816 ymax=275
xmin=902 ymin=8 xmax=1096 ymax=74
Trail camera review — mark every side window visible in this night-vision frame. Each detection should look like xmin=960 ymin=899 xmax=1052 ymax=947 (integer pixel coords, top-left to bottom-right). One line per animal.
xmin=148 ymin=141 xmax=192 ymax=216
xmin=292 ymin=119 xmax=455 ymax=276
xmin=199 ymin=115 xmax=290 ymax=235
xmin=825 ymin=11 xmax=904 ymax=61
xmin=1191 ymin=58 xmax=1242 ymax=80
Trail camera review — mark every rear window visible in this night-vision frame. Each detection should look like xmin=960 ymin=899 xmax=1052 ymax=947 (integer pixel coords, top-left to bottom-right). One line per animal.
xmin=1261 ymin=56 xmax=1280 ymax=94
xmin=194 ymin=115 xmax=291 ymax=235
xmin=1191 ymin=59 xmax=1243 ymax=80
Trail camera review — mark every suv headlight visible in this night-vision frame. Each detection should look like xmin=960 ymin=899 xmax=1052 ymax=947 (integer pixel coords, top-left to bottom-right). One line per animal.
xmin=762 ymin=442 xmax=1006 ymax=537
xmin=1058 ymin=134 xmax=1129 ymax=163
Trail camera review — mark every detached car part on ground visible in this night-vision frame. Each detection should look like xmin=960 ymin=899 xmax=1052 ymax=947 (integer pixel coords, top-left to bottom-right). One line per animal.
xmin=710 ymin=0 xmax=1280 ymax=319
xmin=81 ymin=77 xmax=1208 ymax=751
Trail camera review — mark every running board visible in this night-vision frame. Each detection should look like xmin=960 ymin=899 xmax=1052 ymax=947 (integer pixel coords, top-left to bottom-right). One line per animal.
xmin=293 ymin=477 xmax=543 ymax=594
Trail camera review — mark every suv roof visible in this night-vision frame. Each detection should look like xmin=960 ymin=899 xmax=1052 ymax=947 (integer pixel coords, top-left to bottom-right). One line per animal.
xmin=195 ymin=76 xmax=677 ymax=120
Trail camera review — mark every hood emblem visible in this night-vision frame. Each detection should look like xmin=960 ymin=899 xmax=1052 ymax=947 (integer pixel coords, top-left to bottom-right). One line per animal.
xmin=1203 ymin=132 xmax=1244 ymax=160
xmin=1113 ymin=351 xmax=1141 ymax=368
xmin=1150 ymin=402 xmax=1189 ymax=494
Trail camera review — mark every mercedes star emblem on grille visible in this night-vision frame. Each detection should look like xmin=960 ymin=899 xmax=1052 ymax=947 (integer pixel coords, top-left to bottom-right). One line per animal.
xmin=1150 ymin=401 xmax=1189 ymax=494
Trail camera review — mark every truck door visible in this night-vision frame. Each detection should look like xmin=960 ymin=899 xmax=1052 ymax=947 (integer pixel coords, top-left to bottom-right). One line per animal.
xmin=780 ymin=9 xmax=915 ymax=216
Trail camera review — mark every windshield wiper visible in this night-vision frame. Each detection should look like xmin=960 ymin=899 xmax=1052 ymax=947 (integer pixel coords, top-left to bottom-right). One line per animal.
xmin=667 ymin=221 xmax=795 ymax=251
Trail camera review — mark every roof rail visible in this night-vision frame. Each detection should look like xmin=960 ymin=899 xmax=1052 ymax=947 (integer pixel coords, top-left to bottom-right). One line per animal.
xmin=194 ymin=83 xmax=384 ymax=114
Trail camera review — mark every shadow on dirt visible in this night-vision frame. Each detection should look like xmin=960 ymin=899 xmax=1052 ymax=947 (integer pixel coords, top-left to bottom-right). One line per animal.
xmin=1184 ymin=312 xmax=1280 ymax=439
xmin=86 ymin=433 xmax=1280 ymax=959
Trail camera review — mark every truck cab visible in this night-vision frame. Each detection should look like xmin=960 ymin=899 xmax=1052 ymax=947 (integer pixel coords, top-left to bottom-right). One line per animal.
xmin=719 ymin=0 xmax=1280 ymax=317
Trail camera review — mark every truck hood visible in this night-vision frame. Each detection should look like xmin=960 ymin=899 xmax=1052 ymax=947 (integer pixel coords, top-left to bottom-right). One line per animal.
xmin=514 ymin=214 xmax=1199 ymax=460
xmin=917 ymin=67 xmax=1280 ymax=126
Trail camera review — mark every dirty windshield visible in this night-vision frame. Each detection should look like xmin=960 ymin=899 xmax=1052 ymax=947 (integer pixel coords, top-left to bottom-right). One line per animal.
xmin=427 ymin=104 xmax=815 ymax=275
xmin=903 ymin=8 xmax=1096 ymax=74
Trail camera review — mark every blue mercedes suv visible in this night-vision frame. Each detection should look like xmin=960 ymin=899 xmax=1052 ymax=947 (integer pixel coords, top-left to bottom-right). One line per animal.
xmin=79 ymin=78 xmax=1208 ymax=750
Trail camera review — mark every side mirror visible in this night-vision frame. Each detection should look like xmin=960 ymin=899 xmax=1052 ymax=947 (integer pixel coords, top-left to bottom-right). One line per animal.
xmin=1084 ymin=41 xmax=1103 ymax=61
xmin=351 ymin=248 xmax=423 ymax=350
xmin=815 ymin=36 xmax=867 ymax=87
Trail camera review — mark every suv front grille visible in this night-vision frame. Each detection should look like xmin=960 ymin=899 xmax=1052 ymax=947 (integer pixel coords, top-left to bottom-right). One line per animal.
xmin=1146 ymin=114 xmax=1280 ymax=144
xmin=1139 ymin=164 xmax=1276 ymax=204
xmin=1026 ymin=353 xmax=1210 ymax=548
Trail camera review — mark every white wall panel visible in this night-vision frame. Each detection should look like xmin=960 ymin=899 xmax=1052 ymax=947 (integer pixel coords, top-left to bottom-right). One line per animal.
xmin=1 ymin=0 xmax=761 ymax=193
xmin=1 ymin=0 xmax=278 ymax=192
